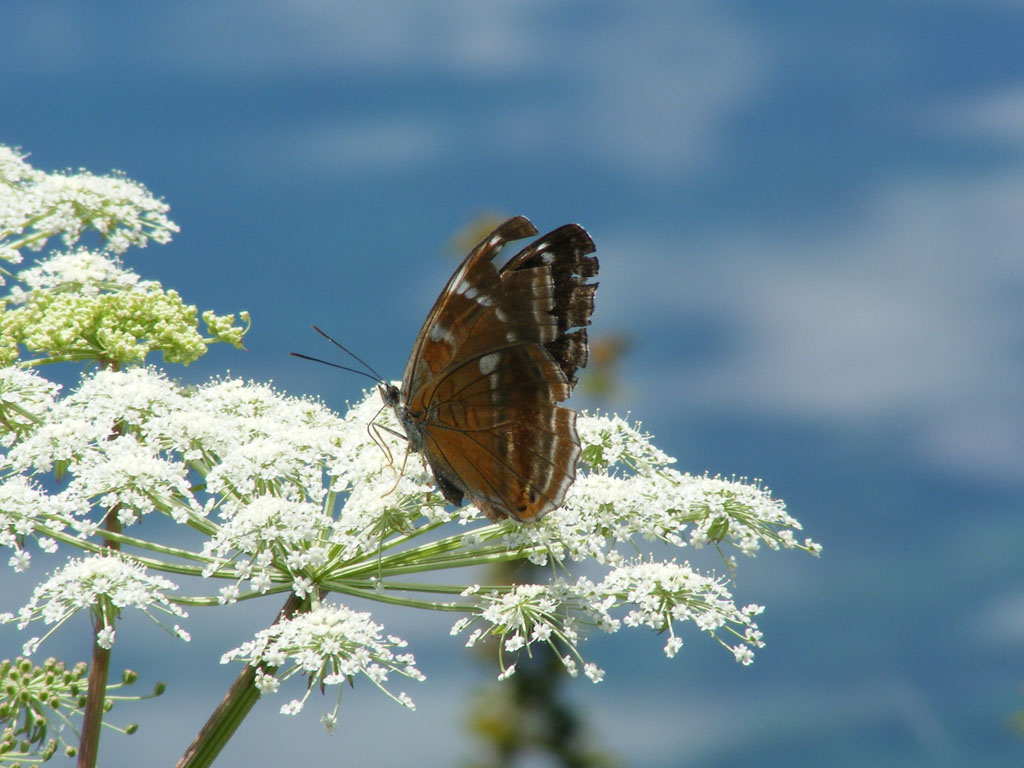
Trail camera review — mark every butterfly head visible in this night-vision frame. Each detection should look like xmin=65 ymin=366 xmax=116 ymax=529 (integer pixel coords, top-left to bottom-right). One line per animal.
xmin=379 ymin=382 xmax=400 ymax=409
xmin=380 ymin=382 xmax=429 ymax=456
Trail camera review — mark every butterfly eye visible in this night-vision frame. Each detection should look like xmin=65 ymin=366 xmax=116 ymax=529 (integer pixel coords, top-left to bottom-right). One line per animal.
xmin=378 ymin=384 xmax=401 ymax=407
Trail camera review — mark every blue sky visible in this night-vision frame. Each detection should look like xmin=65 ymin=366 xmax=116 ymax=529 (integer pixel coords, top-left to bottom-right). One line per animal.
xmin=3 ymin=2 xmax=1024 ymax=766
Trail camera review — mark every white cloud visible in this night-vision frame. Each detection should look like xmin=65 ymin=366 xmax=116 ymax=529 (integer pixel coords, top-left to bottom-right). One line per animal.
xmin=198 ymin=2 xmax=768 ymax=176
xmin=154 ymin=0 xmax=555 ymax=76
xmin=280 ymin=118 xmax=446 ymax=173
xmin=577 ymin=677 xmax=958 ymax=765
xmin=932 ymin=82 xmax=1024 ymax=146
xmin=472 ymin=4 xmax=766 ymax=176
xmin=973 ymin=589 xmax=1024 ymax=646
xmin=571 ymin=9 xmax=764 ymax=176
xmin=4 ymin=2 xmax=767 ymax=177
xmin=599 ymin=169 xmax=1024 ymax=484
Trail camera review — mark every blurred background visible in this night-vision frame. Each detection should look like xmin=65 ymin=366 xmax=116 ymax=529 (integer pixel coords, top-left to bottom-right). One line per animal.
xmin=3 ymin=2 xmax=1024 ymax=766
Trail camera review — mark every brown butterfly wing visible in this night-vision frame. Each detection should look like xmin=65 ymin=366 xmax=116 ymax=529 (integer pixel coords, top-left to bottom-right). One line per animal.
xmin=396 ymin=215 xmax=598 ymax=522
xmin=417 ymin=344 xmax=580 ymax=522
xmin=399 ymin=216 xmax=539 ymax=392
xmin=499 ymin=223 xmax=599 ymax=388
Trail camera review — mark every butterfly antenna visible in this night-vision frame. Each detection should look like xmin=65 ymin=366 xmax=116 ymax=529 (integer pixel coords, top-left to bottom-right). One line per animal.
xmin=310 ymin=325 xmax=387 ymax=384
xmin=289 ymin=352 xmax=383 ymax=383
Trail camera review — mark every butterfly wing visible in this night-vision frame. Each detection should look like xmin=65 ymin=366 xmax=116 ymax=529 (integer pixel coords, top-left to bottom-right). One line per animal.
xmin=499 ymin=222 xmax=599 ymax=388
xmin=399 ymin=216 xmax=539 ymax=394
xmin=397 ymin=216 xmax=598 ymax=522
xmin=418 ymin=344 xmax=580 ymax=521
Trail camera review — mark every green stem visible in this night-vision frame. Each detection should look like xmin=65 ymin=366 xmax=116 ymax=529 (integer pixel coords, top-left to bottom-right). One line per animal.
xmin=77 ymin=619 xmax=112 ymax=768
xmin=336 ymin=548 xmax=531 ymax=579
xmin=77 ymin=508 xmax=122 ymax=767
xmin=33 ymin=523 xmax=234 ymax=580
xmin=36 ymin=522 xmax=210 ymax=564
xmin=77 ymin=374 xmax=123 ymax=768
xmin=174 ymin=592 xmax=306 ymax=768
xmin=172 ymin=585 xmax=292 ymax=608
xmin=322 ymin=582 xmax=469 ymax=611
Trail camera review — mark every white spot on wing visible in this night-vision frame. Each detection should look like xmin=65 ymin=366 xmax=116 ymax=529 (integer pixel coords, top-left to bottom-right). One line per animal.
xmin=428 ymin=323 xmax=450 ymax=343
xmin=479 ymin=352 xmax=501 ymax=375
xmin=533 ymin=242 xmax=554 ymax=263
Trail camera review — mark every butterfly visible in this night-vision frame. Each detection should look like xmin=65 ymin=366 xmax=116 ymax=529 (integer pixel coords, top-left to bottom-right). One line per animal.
xmin=381 ymin=215 xmax=598 ymax=523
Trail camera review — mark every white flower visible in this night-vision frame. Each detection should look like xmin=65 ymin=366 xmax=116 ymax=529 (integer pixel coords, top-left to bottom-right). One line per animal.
xmin=222 ymin=603 xmax=424 ymax=717
xmin=8 ymin=549 xmax=30 ymax=572
xmin=584 ymin=663 xmax=605 ymax=683
xmin=453 ymin=580 xmax=617 ymax=681
xmin=4 ymin=553 xmax=188 ymax=653
xmin=203 ymin=497 xmax=331 ymax=593
xmin=664 ymin=636 xmax=684 ymax=658
xmin=280 ymin=700 xmax=303 ymax=716
xmin=14 ymin=248 xmax=145 ymax=297
xmin=599 ymin=560 xmax=764 ymax=664
xmin=733 ymin=645 xmax=755 ymax=665
xmin=531 ymin=622 xmax=553 ymax=642
xmin=291 ymin=577 xmax=315 ymax=600
xmin=96 ymin=625 xmax=116 ymax=649
xmin=254 ymin=670 xmax=280 ymax=695
xmin=0 ymin=477 xmax=67 ymax=563
xmin=0 ymin=366 xmax=60 ymax=440
xmin=497 ymin=664 xmax=516 ymax=681
xmin=320 ymin=712 xmax=338 ymax=732
xmin=0 ymin=149 xmax=178 ymax=261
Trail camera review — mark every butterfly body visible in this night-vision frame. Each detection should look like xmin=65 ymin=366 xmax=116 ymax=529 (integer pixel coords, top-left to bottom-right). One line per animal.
xmin=386 ymin=216 xmax=598 ymax=523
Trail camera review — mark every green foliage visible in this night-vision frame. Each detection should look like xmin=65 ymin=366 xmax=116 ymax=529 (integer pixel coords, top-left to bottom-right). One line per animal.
xmin=0 ymin=285 xmax=247 ymax=366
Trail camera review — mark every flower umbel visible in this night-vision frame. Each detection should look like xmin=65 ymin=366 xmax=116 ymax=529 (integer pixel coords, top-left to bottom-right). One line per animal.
xmin=0 ymin=656 xmax=157 ymax=761
xmin=454 ymin=581 xmax=615 ymax=682
xmin=0 ymin=657 xmax=87 ymax=762
xmin=0 ymin=145 xmax=178 ymax=267
xmin=220 ymin=603 xmax=425 ymax=723
xmin=601 ymin=561 xmax=764 ymax=663
xmin=1 ymin=375 xmax=818 ymax=690
xmin=3 ymin=553 xmax=188 ymax=656
xmin=0 ymin=249 xmax=248 ymax=366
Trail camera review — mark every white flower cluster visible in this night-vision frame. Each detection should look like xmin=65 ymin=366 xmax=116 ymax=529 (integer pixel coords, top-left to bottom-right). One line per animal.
xmin=204 ymin=497 xmax=332 ymax=600
xmin=0 ymin=366 xmax=60 ymax=443
xmin=0 ymin=365 xmax=436 ymax=600
xmin=452 ymin=559 xmax=764 ymax=682
xmin=3 ymin=367 xmax=200 ymax=532
xmin=220 ymin=603 xmax=424 ymax=718
xmin=602 ymin=561 xmax=764 ymax=664
xmin=0 ymin=145 xmax=179 ymax=268
xmin=1 ymin=552 xmax=188 ymax=655
xmin=0 ymin=367 xmax=818 ymax=712
xmin=9 ymin=248 xmax=147 ymax=301
xmin=504 ymin=414 xmax=822 ymax=568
